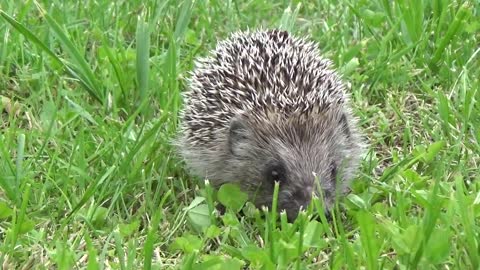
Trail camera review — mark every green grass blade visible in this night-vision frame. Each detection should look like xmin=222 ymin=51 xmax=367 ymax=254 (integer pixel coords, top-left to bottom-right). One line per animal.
xmin=455 ymin=174 xmax=480 ymax=268
xmin=113 ymin=230 xmax=126 ymax=270
xmin=144 ymin=190 xmax=170 ymax=270
xmin=396 ymin=0 xmax=424 ymax=44
xmin=11 ymin=183 xmax=31 ymax=253
xmin=357 ymin=210 xmax=379 ymax=270
xmin=0 ymin=10 xmax=62 ymax=65
xmin=0 ymin=10 xmax=103 ymax=103
xmin=14 ymin=133 xmax=25 ymax=206
xmin=101 ymin=37 xmax=127 ymax=103
xmin=119 ymin=117 xmax=166 ymax=175
xmin=269 ymin=181 xmax=280 ymax=261
xmin=42 ymin=12 xmax=104 ymax=100
xmin=162 ymin=33 xmax=178 ymax=112
xmin=66 ymin=165 xmax=116 ymax=219
xmin=0 ymin=25 xmax=10 ymax=68
xmin=410 ymin=163 xmax=443 ymax=268
xmin=174 ymin=0 xmax=194 ymax=42
xmin=295 ymin=213 xmax=305 ymax=270
xmin=278 ymin=3 xmax=302 ymax=32
xmin=135 ymin=9 xmax=151 ymax=115
xmin=85 ymin=233 xmax=100 ymax=270
xmin=429 ymin=2 xmax=470 ymax=70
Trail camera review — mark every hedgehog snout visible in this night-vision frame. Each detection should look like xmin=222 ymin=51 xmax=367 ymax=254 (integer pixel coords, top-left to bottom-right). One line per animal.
xmin=292 ymin=187 xmax=313 ymax=208
xmin=279 ymin=186 xmax=313 ymax=222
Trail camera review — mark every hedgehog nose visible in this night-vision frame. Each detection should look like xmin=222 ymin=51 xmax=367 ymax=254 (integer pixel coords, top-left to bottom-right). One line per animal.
xmin=301 ymin=194 xmax=312 ymax=209
xmin=294 ymin=188 xmax=313 ymax=210
xmin=304 ymin=187 xmax=313 ymax=204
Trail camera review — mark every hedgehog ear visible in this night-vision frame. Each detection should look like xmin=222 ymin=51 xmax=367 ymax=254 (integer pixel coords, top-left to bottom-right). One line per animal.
xmin=228 ymin=115 xmax=252 ymax=156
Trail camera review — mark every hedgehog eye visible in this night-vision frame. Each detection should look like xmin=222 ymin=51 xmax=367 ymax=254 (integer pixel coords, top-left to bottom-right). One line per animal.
xmin=271 ymin=170 xmax=281 ymax=182
xmin=265 ymin=163 xmax=286 ymax=185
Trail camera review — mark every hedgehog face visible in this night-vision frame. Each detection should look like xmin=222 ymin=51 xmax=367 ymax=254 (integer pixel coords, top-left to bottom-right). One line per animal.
xmin=257 ymin=149 xmax=340 ymax=222
xmin=227 ymin=112 xmax=358 ymax=221
xmin=260 ymin=159 xmax=317 ymax=221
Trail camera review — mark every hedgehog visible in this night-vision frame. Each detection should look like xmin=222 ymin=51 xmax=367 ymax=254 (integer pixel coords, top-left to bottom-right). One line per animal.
xmin=176 ymin=29 xmax=365 ymax=221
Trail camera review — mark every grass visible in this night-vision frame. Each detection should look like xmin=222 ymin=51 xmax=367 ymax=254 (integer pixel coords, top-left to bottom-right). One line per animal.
xmin=0 ymin=0 xmax=479 ymax=269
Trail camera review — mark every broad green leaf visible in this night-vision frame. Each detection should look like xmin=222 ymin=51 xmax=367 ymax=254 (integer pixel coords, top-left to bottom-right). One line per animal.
xmin=184 ymin=196 xmax=206 ymax=211
xmin=187 ymin=203 xmax=211 ymax=233
xmin=17 ymin=217 xmax=35 ymax=234
xmin=217 ymin=183 xmax=248 ymax=213
xmin=303 ymin=220 xmax=326 ymax=248
xmin=346 ymin=194 xmax=368 ymax=210
xmin=205 ymin=225 xmax=221 ymax=239
xmin=119 ymin=220 xmax=140 ymax=237
xmin=0 ymin=201 xmax=13 ymax=219
xmin=219 ymin=257 xmax=244 ymax=270
xmin=241 ymin=245 xmax=273 ymax=268
xmin=170 ymin=234 xmax=203 ymax=254
xmin=422 ymin=141 xmax=445 ymax=164
xmin=91 ymin=206 xmax=109 ymax=229
xmin=392 ymin=225 xmax=421 ymax=255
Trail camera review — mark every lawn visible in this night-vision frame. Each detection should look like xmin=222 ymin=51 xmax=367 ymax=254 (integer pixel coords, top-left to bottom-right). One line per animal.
xmin=0 ymin=0 xmax=479 ymax=269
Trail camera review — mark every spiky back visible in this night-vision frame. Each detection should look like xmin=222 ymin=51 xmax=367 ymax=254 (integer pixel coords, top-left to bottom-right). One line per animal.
xmin=180 ymin=29 xmax=347 ymax=146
